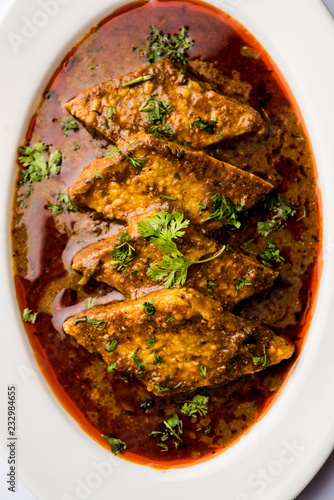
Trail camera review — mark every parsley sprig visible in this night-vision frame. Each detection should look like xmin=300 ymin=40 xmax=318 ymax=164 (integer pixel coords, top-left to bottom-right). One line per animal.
xmin=180 ymin=394 xmax=209 ymax=417
xmin=22 ymin=308 xmax=37 ymax=323
xmin=138 ymin=211 xmax=225 ymax=288
xmin=150 ymin=413 xmax=183 ymax=452
xmin=204 ymin=193 xmax=248 ymax=230
xmin=101 ymin=435 xmax=127 ymax=455
xmin=111 ymin=231 xmax=135 ymax=272
xmin=18 ymin=142 xmax=62 ymax=185
xmin=137 ymin=25 xmax=194 ymax=65
xmin=57 ymin=118 xmax=79 ymax=136
xmin=107 ymin=146 xmax=145 ymax=170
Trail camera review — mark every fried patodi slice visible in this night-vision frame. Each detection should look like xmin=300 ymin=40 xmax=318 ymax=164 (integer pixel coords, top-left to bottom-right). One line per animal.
xmin=72 ymin=229 xmax=277 ymax=309
xmin=68 ymin=131 xmax=273 ymax=227
xmin=65 ymin=59 xmax=264 ymax=150
xmin=63 ymin=288 xmax=294 ymax=397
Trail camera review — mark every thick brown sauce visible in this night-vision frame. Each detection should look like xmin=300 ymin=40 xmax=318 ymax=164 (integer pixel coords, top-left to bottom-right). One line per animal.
xmin=11 ymin=0 xmax=322 ymax=467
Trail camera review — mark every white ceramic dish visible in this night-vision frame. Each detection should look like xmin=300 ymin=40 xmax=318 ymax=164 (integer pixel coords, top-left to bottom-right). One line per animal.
xmin=0 ymin=1 xmax=334 ymax=499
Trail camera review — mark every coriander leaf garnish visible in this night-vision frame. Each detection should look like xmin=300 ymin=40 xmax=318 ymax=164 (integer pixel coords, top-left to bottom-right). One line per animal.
xmin=90 ymin=168 xmax=104 ymax=181
xmin=47 ymin=193 xmax=79 ymax=214
xmin=107 ymin=146 xmax=145 ymax=170
xmin=87 ymin=318 xmax=106 ymax=332
xmin=153 ymin=349 xmax=164 ymax=367
xmin=180 ymin=394 xmax=209 ymax=417
xmin=88 ymin=297 xmax=94 ymax=309
xmin=235 ymin=277 xmax=253 ymax=291
xmin=205 ymin=280 xmax=217 ymax=293
xmin=147 ymin=247 xmax=225 ymax=289
xmin=166 ymin=315 xmax=174 ymax=323
xmin=73 ymin=316 xmax=87 ymax=325
xmin=105 ymin=338 xmax=118 ymax=352
xmin=107 ymin=363 xmax=117 ymax=373
xmin=143 ymin=298 xmax=155 ymax=315
xmin=251 ymin=347 xmax=268 ymax=367
xmin=138 ymin=211 xmax=189 ymax=255
xmin=190 ymin=117 xmax=218 ymax=134
xmin=204 ymin=193 xmax=247 ymax=230
xmin=152 ymin=384 xmax=170 ymax=393
xmin=101 ymin=435 xmax=127 ymax=455
xmin=22 ymin=308 xmax=37 ymax=323
xmin=257 ymin=193 xmax=297 ymax=236
xmin=18 ymin=142 xmax=62 ymax=185
xmin=57 ymin=118 xmax=79 ymax=136
xmin=146 ymin=335 xmax=156 ymax=348
xmin=107 ymin=106 xmax=116 ymax=119
xmin=140 ymin=25 xmax=193 ymax=65
xmin=139 ymin=399 xmax=155 ymax=413
xmin=198 ymin=201 xmax=207 ymax=215
xmin=121 ymin=74 xmax=153 ymax=87
xmin=111 ymin=231 xmax=135 ymax=273
xmin=157 ymin=443 xmax=169 ymax=452
xmin=199 ymin=365 xmax=207 ymax=377
xmin=258 ymin=239 xmax=285 ymax=268
xmin=204 ymin=426 xmax=211 ymax=435
xmin=132 ymin=348 xmax=146 ymax=372
xmin=151 ymin=413 xmax=183 ymax=452
xmin=140 ymin=95 xmax=174 ymax=138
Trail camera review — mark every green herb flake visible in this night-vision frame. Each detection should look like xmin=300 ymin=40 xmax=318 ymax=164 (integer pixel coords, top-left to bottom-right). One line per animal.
xmin=87 ymin=297 xmax=94 ymax=309
xmin=235 ymin=277 xmax=253 ymax=291
xmin=143 ymin=298 xmax=155 ymax=315
xmin=111 ymin=230 xmax=135 ymax=273
xmin=153 ymin=349 xmax=164 ymax=367
xmin=18 ymin=142 xmax=62 ymax=185
xmin=199 ymin=365 xmax=207 ymax=377
xmin=107 ymin=363 xmax=117 ymax=373
xmin=198 ymin=201 xmax=207 ymax=215
xmin=57 ymin=118 xmax=79 ymax=136
xmin=206 ymin=280 xmax=217 ymax=293
xmin=105 ymin=338 xmax=118 ymax=352
xmin=143 ymin=25 xmax=193 ymax=65
xmin=107 ymin=106 xmax=116 ymax=119
xmin=190 ymin=117 xmax=218 ymax=134
xmin=73 ymin=316 xmax=87 ymax=325
xmin=89 ymin=64 xmax=97 ymax=70
xmin=257 ymin=193 xmax=297 ymax=236
xmin=47 ymin=193 xmax=79 ymax=215
xmin=251 ymin=347 xmax=268 ymax=367
xmin=166 ymin=315 xmax=174 ymax=323
xmin=258 ymin=239 xmax=285 ymax=268
xmin=22 ymin=308 xmax=37 ymax=323
xmin=180 ymin=394 xmax=209 ymax=417
xmin=140 ymin=95 xmax=174 ymax=138
xmin=101 ymin=435 xmax=127 ymax=455
xmin=132 ymin=348 xmax=146 ymax=372
xmin=204 ymin=193 xmax=247 ymax=230
xmin=146 ymin=336 xmax=156 ymax=349
xmin=152 ymin=384 xmax=170 ymax=393
xmin=121 ymin=74 xmax=153 ymax=87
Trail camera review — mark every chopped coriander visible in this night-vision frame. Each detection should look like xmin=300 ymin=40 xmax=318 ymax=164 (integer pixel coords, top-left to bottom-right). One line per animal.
xmin=132 ymin=348 xmax=145 ymax=372
xmin=199 ymin=365 xmax=207 ymax=377
xmin=107 ymin=363 xmax=117 ymax=373
xmin=102 ymin=119 xmax=108 ymax=129
xmin=57 ymin=118 xmax=79 ymax=136
xmin=73 ymin=316 xmax=87 ymax=325
xmin=190 ymin=117 xmax=218 ymax=134
xmin=198 ymin=201 xmax=207 ymax=215
xmin=152 ymin=384 xmax=170 ymax=393
xmin=105 ymin=338 xmax=118 ymax=352
xmin=235 ymin=277 xmax=253 ymax=291
xmin=157 ymin=443 xmax=168 ymax=452
xmin=180 ymin=394 xmax=209 ymax=417
xmin=47 ymin=193 xmax=79 ymax=214
xmin=296 ymin=206 xmax=307 ymax=222
xmin=87 ymin=297 xmax=94 ymax=309
xmin=159 ymin=195 xmax=178 ymax=201
xmin=166 ymin=315 xmax=174 ymax=323
xmin=204 ymin=426 xmax=211 ymax=435
xmin=74 ymin=144 xmax=81 ymax=150
xmin=77 ymin=240 xmax=85 ymax=248
xmin=204 ymin=193 xmax=247 ymax=230
xmin=18 ymin=142 xmax=62 ymax=185
xmin=121 ymin=74 xmax=153 ymax=87
xmin=89 ymin=64 xmax=97 ymax=70
xmin=101 ymin=435 xmax=127 ymax=455
xmin=206 ymin=280 xmax=217 ymax=293
xmin=143 ymin=25 xmax=194 ymax=65
xmin=153 ymin=349 xmax=164 ymax=366
xmin=22 ymin=308 xmax=37 ymax=323
xmin=107 ymin=106 xmax=116 ymax=119
xmin=243 ymin=239 xmax=254 ymax=249
xmin=146 ymin=335 xmax=156 ymax=348
xmin=143 ymin=298 xmax=155 ymax=315
xmin=107 ymin=146 xmax=145 ymax=170
xmin=111 ymin=231 xmax=135 ymax=273
xmin=140 ymin=95 xmax=174 ymax=138
xmin=87 ymin=318 xmax=106 ymax=332
xmin=90 ymin=168 xmax=104 ymax=181
xmin=251 ymin=347 xmax=268 ymax=367
xmin=258 ymin=239 xmax=285 ymax=268
xmin=257 ymin=193 xmax=297 ymax=236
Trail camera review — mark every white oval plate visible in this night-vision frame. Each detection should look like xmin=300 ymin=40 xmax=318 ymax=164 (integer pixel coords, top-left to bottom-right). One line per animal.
xmin=1 ymin=1 xmax=334 ymax=499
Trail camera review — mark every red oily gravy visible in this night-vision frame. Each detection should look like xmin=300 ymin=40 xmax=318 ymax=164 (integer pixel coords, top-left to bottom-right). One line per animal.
xmin=11 ymin=0 xmax=322 ymax=467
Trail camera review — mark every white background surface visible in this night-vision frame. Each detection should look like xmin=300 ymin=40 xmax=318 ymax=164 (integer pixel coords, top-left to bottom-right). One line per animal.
xmin=0 ymin=0 xmax=333 ymax=499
